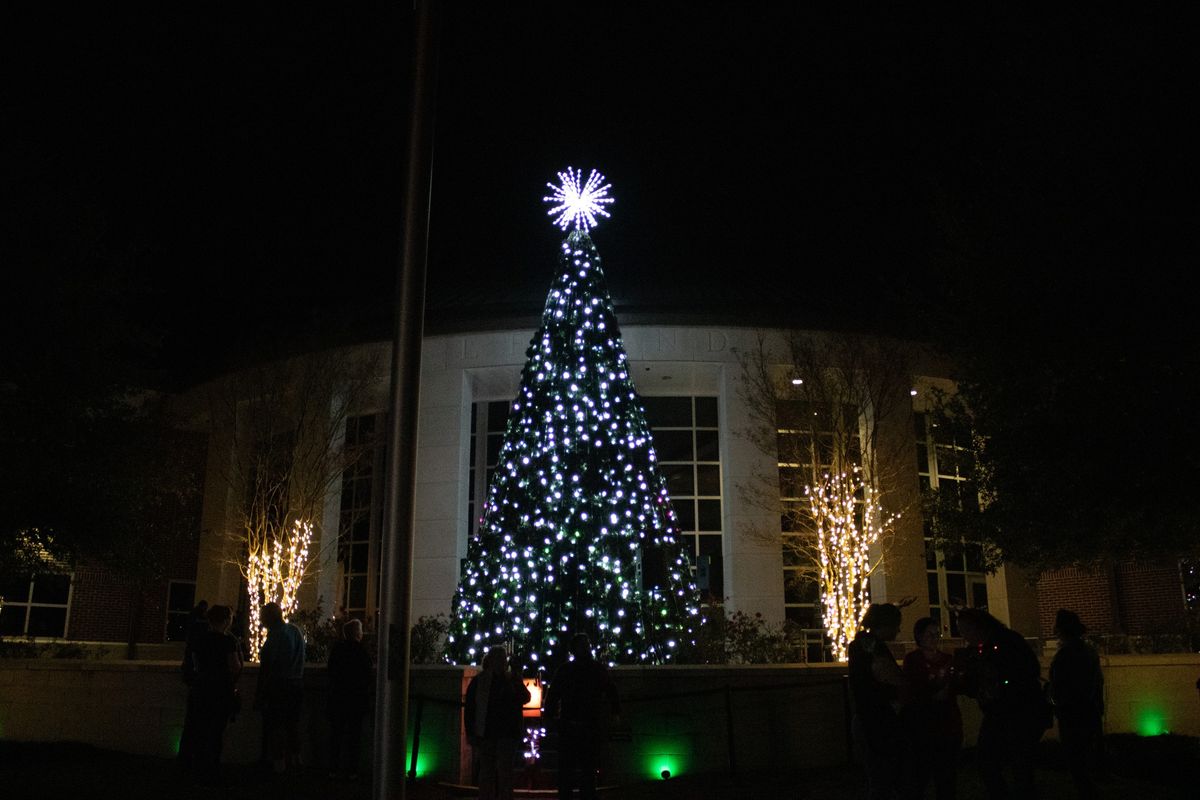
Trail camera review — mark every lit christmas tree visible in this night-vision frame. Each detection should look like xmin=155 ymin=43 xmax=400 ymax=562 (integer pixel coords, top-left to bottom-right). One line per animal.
xmin=447 ymin=168 xmax=699 ymax=667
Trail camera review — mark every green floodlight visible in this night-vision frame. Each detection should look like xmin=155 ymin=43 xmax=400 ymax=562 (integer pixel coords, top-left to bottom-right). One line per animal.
xmin=1135 ymin=708 xmax=1168 ymax=737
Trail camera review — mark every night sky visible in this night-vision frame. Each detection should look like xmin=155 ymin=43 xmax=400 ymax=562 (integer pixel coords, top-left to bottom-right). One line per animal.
xmin=8 ymin=4 xmax=1193 ymax=390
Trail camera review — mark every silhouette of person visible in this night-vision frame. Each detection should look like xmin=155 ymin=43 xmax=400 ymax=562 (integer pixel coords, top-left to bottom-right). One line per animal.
xmin=255 ymin=601 xmax=306 ymax=774
xmin=848 ymin=603 xmax=906 ymax=800
xmin=190 ymin=604 xmax=242 ymax=784
xmin=327 ymin=618 xmax=372 ymax=781
xmin=465 ymin=645 xmax=531 ymax=800
xmin=177 ymin=599 xmax=210 ymax=768
xmin=956 ymin=608 xmax=1046 ymax=800
xmin=901 ymin=616 xmax=962 ymax=800
xmin=543 ymin=634 xmax=620 ymax=800
xmin=1049 ymin=609 xmax=1103 ymax=798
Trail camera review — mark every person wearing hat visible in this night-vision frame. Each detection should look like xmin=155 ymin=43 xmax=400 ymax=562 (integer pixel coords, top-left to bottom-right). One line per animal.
xmin=1049 ymin=608 xmax=1103 ymax=798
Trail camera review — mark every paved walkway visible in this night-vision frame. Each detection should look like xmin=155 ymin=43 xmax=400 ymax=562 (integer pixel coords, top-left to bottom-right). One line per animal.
xmin=2 ymin=741 xmax=1196 ymax=800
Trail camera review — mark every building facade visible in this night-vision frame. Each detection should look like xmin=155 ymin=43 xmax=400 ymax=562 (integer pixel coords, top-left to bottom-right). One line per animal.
xmin=187 ymin=323 xmax=1041 ymax=653
xmin=7 ymin=321 xmax=1187 ymax=653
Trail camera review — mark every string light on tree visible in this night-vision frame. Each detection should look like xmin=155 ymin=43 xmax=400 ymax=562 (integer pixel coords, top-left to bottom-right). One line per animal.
xmin=447 ymin=168 xmax=698 ymax=668
xmin=244 ymin=519 xmax=313 ymax=659
xmin=805 ymin=468 xmax=897 ymax=661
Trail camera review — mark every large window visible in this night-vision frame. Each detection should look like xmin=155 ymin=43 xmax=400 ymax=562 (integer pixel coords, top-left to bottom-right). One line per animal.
xmin=915 ymin=411 xmax=987 ymax=635
xmin=641 ymin=396 xmax=723 ymax=603
xmin=0 ymin=573 xmax=72 ymax=638
xmin=469 ymin=401 xmax=512 ymax=538
xmin=776 ymin=400 xmax=860 ymax=662
xmin=337 ymin=413 xmax=386 ymax=626
xmin=467 ymin=395 xmax=724 ymax=601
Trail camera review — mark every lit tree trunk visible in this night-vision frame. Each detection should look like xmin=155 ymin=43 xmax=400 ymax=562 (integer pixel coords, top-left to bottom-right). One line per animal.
xmin=806 ymin=469 xmax=892 ymax=661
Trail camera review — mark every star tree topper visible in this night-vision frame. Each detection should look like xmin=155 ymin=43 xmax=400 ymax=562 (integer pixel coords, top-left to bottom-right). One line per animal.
xmin=543 ymin=167 xmax=614 ymax=232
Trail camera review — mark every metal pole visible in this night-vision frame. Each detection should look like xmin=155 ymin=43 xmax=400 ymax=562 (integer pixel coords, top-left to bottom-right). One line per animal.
xmin=373 ymin=2 xmax=438 ymax=798
xmin=724 ymin=684 xmax=737 ymax=779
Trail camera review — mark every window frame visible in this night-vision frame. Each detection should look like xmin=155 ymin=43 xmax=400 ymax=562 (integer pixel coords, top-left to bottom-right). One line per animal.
xmin=0 ymin=572 xmax=74 ymax=639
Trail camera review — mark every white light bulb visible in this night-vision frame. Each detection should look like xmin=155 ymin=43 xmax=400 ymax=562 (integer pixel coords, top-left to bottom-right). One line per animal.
xmin=543 ymin=167 xmax=614 ymax=232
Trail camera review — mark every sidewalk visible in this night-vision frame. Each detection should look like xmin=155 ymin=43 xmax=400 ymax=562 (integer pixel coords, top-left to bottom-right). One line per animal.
xmin=1 ymin=739 xmax=1196 ymax=799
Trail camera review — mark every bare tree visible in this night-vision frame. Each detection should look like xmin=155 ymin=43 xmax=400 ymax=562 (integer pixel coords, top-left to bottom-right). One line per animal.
xmin=736 ymin=331 xmax=915 ymax=659
xmin=204 ymin=347 xmax=379 ymax=657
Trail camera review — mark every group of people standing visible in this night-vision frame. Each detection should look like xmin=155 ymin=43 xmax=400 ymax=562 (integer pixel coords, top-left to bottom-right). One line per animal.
xmin=849 ymin=603 xmax=1104 ymax=800
xmin=177 ymin=600 xmax=373 ymax=786
xmin=465 ymin=633 xmax=619 ymax=800
xmin=176 ymin=599 xmax=616 ymax=797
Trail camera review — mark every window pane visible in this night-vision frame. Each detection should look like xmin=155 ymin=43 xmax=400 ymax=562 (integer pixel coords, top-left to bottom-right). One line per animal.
xmin=964 ymin=543 xmax=985 ymax=572
xmin=0 ymin=606 xmax=27 ymax=636
xmin=913 ymin=413 xmax=927 ymax=442
xmin=662 ymin=464 xmax=694 ymax=495
xmin=695 ymin=465 xmax=721 ymax=496
xmin=781 ymin=501 xmax=807 ymax=533
xmin=32 ymin=574 xmax=70 ymax=605
xmin=672 ymin=500 xmax=695 ymax=532
xmin=652 ymin=430 xmax=693 ymax=462
xmin=351 ymin=543 xmax=370 ymax=573
xmin=705 ymin=553 xmax=724 ymax=600
xmin=927 ymin=572 xmax=940 ymax=605
xmin=697 ymin=499 xmax=722 ymax=532
xmin=27 ymin=607 xmax=67 ymax=638
xmin=487 ymin=401 xmax=511 ymax=432
xmin=694 ymin=397 xmax=718 ymax=427
xmin=641 ymin=396 xmax=692 ymax=427
xmin=695 ymin=430 xmax=719 ymax=461
xmin=785 ymin=606 xmax=815 ymax=628
xmin=776 ymin=431 xmax=809 ymax=463
xmin=167 ymin=582 xmax=195 ymax=613
xmin=486 ymin=435 xmax=503 ymax=465
xmin=971 ymin=582 xmax=989 ymax=609
xmin=945 ymin=573 xmax=967 ymax=607
xmin=698 ymin=534 xmax=722 ymax=557
xmin=924 ymin=539 xmax=938 ymax=570
xmin=352 ymin=516 xmax=371 ymax=543
xmin=945 ymin=548 xmax=965 ymax=572
xmin=782 ymin=538 xmax=808 ymax=567
xmin=916 ymin=445 xmax=929 ymax=475
xmin=935 ymin=445 xmax=958 ymax=477
xmin=784 ymin=573 xmax=807 ymax=604
xmin=1 ymin=576 xmax=32 ymax=604
xmin=348 ymin=577 xmax=367 ymax=609
xmin=778 ymin=466 xmax=806 ymax=499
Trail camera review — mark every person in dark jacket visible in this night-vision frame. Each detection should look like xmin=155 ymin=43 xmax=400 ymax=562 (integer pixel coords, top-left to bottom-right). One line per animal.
xmin=327 ymin=618 xmax=372 ymax=781
xmin=255 ymin=601 xmax=306 ymax=774
xmin=956 ymin=608 xmax=1047 ymax=800
xmin=177 ymin=599 xmax=210 ymax=769
xmin=465 ymin=645 xmax=531 ymax=800
xmin=190 ymin=604 xmax=242 ymax=783
xmin=901 ymin=616 xmax=962 ymax=800
xmin=1049 ymin=609 xmax=1104 ymax=798
xmin=848 ymin=603 xmax=907 ymax=800
xmin=543 ymin=634 xmax=620 ymax=800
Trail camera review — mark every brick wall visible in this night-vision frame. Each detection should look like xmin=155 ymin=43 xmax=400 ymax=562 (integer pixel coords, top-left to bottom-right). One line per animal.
xmin=67 ymin=533 xmax=202 ymax=644
xmin=1036 ymin=559 xmax=1186 ymax=638
xmin=1114 ymin=561 xmax=1188 ymax=635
